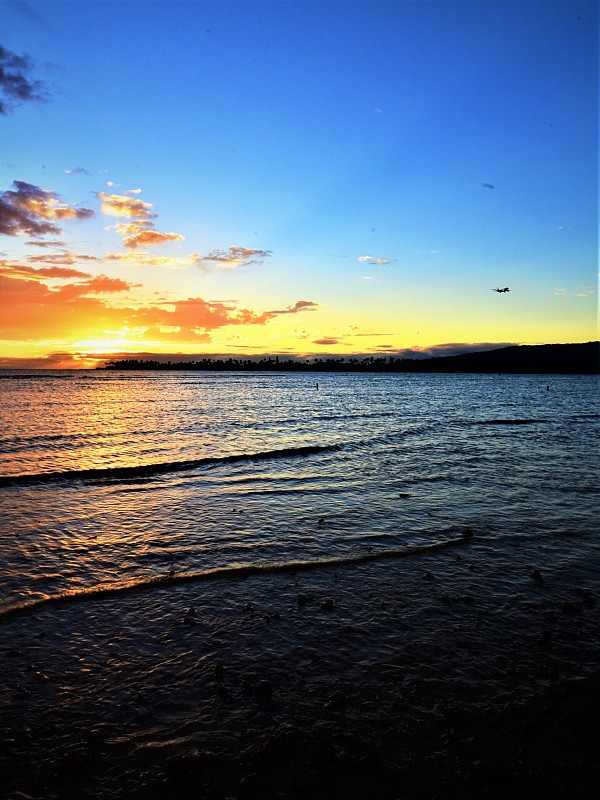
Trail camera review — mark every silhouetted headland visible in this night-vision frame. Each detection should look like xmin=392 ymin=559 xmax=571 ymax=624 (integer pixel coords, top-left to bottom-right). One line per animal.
xmin=102 ymin=341 xmax=599 ymax=374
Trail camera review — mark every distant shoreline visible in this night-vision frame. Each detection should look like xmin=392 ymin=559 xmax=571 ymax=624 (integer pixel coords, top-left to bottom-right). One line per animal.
xmin=102 ymin=341 xmax=599 ymax=375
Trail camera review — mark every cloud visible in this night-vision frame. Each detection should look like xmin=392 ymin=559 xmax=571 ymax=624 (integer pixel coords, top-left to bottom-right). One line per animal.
xmin=0 ymin=265 xmax=303 ymax=346
xmin=392 ymin=342 xmax=515 ymax=359
xmin=268 ymin=300 xmax=319 ymax=314
xmin=0 ymin=180 xmax=94 ymax=237
xmin=352 ymin=331 xmax=394 ymax=337
xmin=98 ymin=192 xmax=155 ymax=219
xmin=53 ymin=275 xmax=136 ymax=301
xmin=357 ymin=255 xmax=392 ymax=265
xmin=0 ymin=352 xmax=93 ymax=370
xmin=131 ymin=296 xmax=276 ymax=341
xmin=65 ymin=167 xmax=92 ymax=176
xmin=0 ymin=260 xmax=92 ymax=280
xmin=0 ymin=44 xmax=50 ymax=114
xmin=313 ymin=337 xmax=341 ymax=345
xmin=26 ymin=252 xmax=99 ymax=265
xmin=26 ymin=239 xmax=66 ymax=248
xmin=113 ymin=221 xmax=185 ymax=250
xmin=202 ymin=246 xmax=272 ymax=269
xmin=99 ymin=190 xmax=188 ymax=252
xmin=105 ymin=251 xmax=204 ymax=270
xmin=0 ymin=274 xmax=131 ymax=341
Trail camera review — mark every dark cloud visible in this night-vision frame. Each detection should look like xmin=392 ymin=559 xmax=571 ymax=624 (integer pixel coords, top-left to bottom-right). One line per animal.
xmin=65 ymin=167 xmax=92 ymax=176
xmin=313 ymin=337 xmax=341 ymax=345
xmin=0 ymin=44 xmax=50 ymax=114
xmin=390 ymin=342 xmax=515 ymax=359
xmin=0 ymin=352 xmax=89 ymax=369
xmin=269 ymin=300 xmax=319 ymax=314
xmin=0 ymin=180 xmax=94 ymax=237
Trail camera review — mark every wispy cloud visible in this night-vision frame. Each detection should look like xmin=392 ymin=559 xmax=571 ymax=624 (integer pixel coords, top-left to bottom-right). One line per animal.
xmin=0 ymin=261 xmax=92 ymax=281
xmin=312 ymin=337 xmax=342 ymax=345
xmin=26 ymin=252 xmax=99 ymax=265
xmin=0 ymin=181 xmax=94 ymax=238
xmin=65 ymin=167 xmax=92 ymax=176
xmin=357 ymin=255 xmax=393 ymax=265
xmin=105 ymin=251 xmax=203 ymax=270
xmin=0 ymin=44 xmax=50 ymax=115
xmin=26 ymin=239 xmax=67 ymax=248
xmin=268 ymin=300 xmax=318 ymax=314
xmin=202 ymin=246 xmax=272 ymax=269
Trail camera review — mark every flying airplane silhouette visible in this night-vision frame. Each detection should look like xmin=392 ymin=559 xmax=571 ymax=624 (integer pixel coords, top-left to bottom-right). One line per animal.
xmin=491 ymin=287 xmax=511 ymax=293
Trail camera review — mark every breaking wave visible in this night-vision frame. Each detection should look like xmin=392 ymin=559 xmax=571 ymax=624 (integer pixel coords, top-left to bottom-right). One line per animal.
xmin=0 ymin=444 xmax=341 ymax=487
xmin=0 ymin=535 xmax=472 ymax=620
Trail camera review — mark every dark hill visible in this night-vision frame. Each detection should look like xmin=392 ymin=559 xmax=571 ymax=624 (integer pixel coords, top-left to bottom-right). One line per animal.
xmin=398 ymin=342 xmax=599 ymax=374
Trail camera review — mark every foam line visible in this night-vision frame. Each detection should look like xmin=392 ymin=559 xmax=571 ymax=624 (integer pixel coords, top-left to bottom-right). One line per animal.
xmin=0 ymin=536 xmax=470 ymax=620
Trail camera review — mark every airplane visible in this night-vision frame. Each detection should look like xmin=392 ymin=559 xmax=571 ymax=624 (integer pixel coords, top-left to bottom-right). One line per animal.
xmin=491 ymin=287 xmax=511 ymax=293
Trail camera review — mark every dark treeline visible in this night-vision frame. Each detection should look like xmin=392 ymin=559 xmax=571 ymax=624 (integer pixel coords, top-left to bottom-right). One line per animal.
xmin=102 ymin=342 xmax=599 ymax=374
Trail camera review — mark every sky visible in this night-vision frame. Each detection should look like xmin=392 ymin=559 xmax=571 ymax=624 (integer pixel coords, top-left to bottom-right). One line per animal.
xmin=0 ymin=0 xmax=597 ymax=368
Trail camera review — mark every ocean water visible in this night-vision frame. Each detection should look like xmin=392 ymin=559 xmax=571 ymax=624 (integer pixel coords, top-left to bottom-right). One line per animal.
xmin=0 ymin=369 xmax=598 ymax=616
xmin=1 ymin=369 xmax=600 ymax=800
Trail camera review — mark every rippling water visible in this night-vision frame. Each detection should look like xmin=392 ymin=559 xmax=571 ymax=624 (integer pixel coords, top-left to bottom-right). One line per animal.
xmin=0 ymin=369 xmax=598 ymax=615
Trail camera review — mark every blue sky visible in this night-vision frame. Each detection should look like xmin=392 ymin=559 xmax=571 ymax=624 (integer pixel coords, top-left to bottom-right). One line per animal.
xmin=0 ymin=0 xmax=597 ymax=367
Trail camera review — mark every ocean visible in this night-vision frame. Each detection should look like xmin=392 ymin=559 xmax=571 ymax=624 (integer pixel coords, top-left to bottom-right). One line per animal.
xmin=1 ymin=370 xmax=598 ymax=615
xmin=1 ymin=369 xmax=599 ymax=799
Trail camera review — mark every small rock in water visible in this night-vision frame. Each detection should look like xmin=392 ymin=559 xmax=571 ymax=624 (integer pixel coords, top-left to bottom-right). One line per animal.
xmin=530 ymin=569 xmax=543 ymax=584
xmin=254 ymin=679 xmax=273 ymax=699
xmin=461 ymin=528 xmax=474 ymax=541
xmin=423 ymin=571 xmax=434 ymax=581
xmin=539 ymin=629 xmax=552 ymax=647
xmin=320 ymin=598 xmax=335 ymax=611
xmin=297 ymin=594 xmax=314 ymax=607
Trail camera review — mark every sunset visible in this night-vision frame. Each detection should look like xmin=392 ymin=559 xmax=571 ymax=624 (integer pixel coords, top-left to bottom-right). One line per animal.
xmin=1 ymin=0 xmax=597 ymax=368
xmin=1 ymin=3 xmax=598 ymax=800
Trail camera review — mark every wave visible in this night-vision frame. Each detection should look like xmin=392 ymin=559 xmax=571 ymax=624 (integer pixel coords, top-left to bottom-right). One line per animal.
xmin=0 ymin=443 xmax=340 ymax=487
xmin=0 ymin=535 xmax=472 ymax=620
xmin=470 ymin=419 xmax=546 ymax=425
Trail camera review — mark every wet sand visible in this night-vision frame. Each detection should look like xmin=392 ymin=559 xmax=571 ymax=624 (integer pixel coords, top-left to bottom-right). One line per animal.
xmin=1 ymin=533 xmax=599 ymax=799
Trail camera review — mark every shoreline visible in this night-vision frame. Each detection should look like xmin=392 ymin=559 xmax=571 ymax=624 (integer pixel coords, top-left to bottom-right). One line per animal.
xmin=2 ymin=534 xmax=599 ymax=799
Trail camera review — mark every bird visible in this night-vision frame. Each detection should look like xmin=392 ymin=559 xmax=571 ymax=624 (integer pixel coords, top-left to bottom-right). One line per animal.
xmin=491 ymin=287 xmax=511 ymax=293
xmin=482 ymin=183 xmax=495 ymax=189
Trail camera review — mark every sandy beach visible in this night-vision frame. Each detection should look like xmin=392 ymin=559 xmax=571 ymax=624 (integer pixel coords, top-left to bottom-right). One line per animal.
xmin=2 ymin=531 xmax=599 ymax=800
